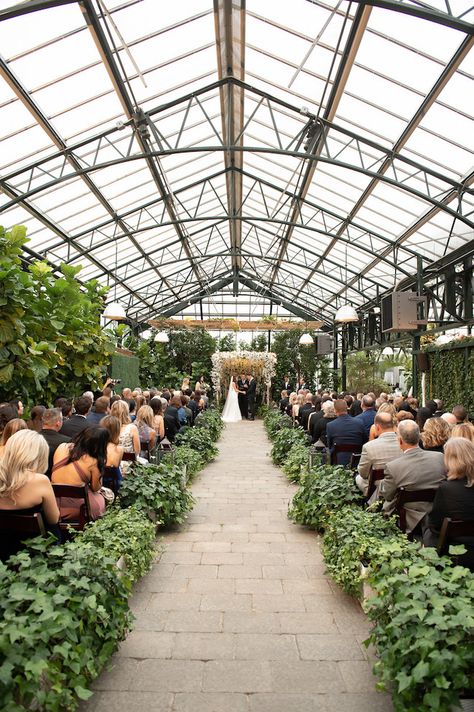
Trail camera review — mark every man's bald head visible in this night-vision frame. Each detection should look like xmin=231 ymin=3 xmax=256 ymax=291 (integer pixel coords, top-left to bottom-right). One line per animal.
xmin=375 ymin=412 xmax=395 ymax=432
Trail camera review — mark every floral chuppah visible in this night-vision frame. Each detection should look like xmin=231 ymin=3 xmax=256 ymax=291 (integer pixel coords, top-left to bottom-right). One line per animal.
xmin=211 ymin=351 xmax=277 ymax=405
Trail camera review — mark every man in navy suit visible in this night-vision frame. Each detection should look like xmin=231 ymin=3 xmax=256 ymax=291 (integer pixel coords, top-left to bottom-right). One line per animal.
xmin=326 ymin=399 xmax=367 ymax=465
xmin=355 ymin=394 xmax=376 ymax=437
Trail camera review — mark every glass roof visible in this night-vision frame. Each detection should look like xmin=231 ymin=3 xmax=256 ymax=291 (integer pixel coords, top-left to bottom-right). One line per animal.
xmin=0 ymin=0 xmax=473 ymax=328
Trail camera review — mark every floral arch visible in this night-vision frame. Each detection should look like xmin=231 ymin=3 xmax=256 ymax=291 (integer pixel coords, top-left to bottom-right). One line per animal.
xmin=211 ymin=351 xmax=277 ymax=404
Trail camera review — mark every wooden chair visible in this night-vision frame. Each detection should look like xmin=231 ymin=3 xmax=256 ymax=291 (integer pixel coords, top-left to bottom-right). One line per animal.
xmin=102 ymin=466 xmax=121 ymax=495
xmin=330 ymin=443 xmax=360 ymax=466
xmin=52 ymin=483 xmax=92 ymax=534
xmin=121 ymin=452 xmax=136 ymax=463
xmin=395 ymin=487 xmax=437 ymax=533
xmin=436 ymin=517 xmax=474 ymax=557
xmin=366 ymin=468 xmax=385 ymax=500
xmin=349 ymin=452 xmax=362 ymax=469
xmin=140 ymin=441 xmax=150 ymax=460
xmin=0 ymin=510 xmax=47 ymax=561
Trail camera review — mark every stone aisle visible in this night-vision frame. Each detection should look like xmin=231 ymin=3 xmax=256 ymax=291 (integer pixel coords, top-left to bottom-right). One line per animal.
xmin=84 ymin=420 xmax=393 ymax=712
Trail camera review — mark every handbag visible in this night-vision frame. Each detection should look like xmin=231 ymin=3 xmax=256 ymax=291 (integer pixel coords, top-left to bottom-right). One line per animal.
xmin=99 ymin=486 xmax=115 ymax=504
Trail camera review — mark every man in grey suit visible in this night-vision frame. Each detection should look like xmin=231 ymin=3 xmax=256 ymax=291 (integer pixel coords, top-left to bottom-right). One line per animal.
xmin=356 ymin=412 xmax=402 ymax=496
xmin=380 ymin=420 xmax=446 ymax=533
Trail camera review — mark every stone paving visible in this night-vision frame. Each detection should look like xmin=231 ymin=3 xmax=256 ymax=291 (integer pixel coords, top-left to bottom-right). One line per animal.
xmin=83 ymin=420 xmax=393 ymax=712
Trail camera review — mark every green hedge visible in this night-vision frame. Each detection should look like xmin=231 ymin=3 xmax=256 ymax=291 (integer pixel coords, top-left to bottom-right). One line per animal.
xmin=110 ymin=351 xmax=140 ymax=391
xmin=423 ymin=338 xmax=474 ymax=414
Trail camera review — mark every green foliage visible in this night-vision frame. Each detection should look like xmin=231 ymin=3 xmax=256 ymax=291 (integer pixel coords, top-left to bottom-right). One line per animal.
xmin=346 ymin=351 xmax=391 ymax=395
xmin=118 ymin=463 xmax=195 ymax=526
xmin=282 ymin=442 xmax=310 ymax=483
xmin=0 ymin=537 xmax=132 ymax=712
xmin=78 ymin=507 xmax=156 ymax=582
xmin=0 ymin=225 xmax=114 ymax=402
xmin=175 ymin=427 xmax=218 ymax=463
xmin=366 ymin=542 xmax=474 ymax=711
xmin=288 ymin=464 xmax=364 ymax=530
xmin=424 ymin=340 xmax=474 ymax=414
xmin=167 ymin=445 xmax=204 ymax=482
xmin=263 ymin=408 xmax=293 ymax=439
xmin=110 ymin=352 xmax=140 ymax=392
xmin=270 ymin=426 xmax=308 ymax=466
xmin=322 ymin=506 xmax=404 ymax=597
xmin=239 ymin=334 xmax=267 ymax=352
xmin=216 ymin=334 xmax=237 ymax=351
xmin=270 ymin=330 xmax=318 ymax=397
xmin=193 ymin=407 xmax=225 ymax=441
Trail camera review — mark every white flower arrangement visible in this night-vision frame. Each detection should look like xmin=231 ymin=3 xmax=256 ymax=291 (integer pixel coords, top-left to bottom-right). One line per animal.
xmin=211 ymin=351 xmax=277 ymax=402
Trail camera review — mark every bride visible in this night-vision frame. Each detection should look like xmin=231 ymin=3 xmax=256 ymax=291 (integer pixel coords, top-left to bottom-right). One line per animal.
xmin=222 ymin=375 xmax=242 ymax=423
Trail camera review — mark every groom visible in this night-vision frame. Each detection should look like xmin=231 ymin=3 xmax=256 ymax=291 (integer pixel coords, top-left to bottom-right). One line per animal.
xmin=246 ymin=374 xmax=257 ymax=421
xmin=237 ymin=373 xmax=248 ymax=419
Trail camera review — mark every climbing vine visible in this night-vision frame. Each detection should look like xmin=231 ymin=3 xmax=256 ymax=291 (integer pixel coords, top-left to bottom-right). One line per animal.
xmin=423 ymin=338 xmax=474 ymax=412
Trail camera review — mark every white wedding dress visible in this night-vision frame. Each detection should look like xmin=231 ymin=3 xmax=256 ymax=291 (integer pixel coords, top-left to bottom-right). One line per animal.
xmin=222 ymin=381 xmax=242 ymax=423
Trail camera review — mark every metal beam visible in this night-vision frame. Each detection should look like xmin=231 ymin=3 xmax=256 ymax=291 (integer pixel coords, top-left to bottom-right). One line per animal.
xmin=153 ymin=276 xmax=234 ymax=318
xmin=214 ymin=0 xmax=246 ymax=295
xmin=346 ymin=0 xmax=474 ymax=35
xmin=238 ymin=273 xmax=322 ymax=322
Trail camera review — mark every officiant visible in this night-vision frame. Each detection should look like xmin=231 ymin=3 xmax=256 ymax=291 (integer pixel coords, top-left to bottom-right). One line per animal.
xmin=237 ymin=373 xmax=248 ymax=419
xmin=246 ymin=374 xmax=257 ymax=421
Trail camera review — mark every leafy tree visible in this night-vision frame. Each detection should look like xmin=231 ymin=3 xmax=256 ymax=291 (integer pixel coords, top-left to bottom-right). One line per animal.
xmin=346 ymin=351 xmax=391 ymax=394
xmin=216 ymin=334 xmax=237 ymax=351
xmin=270 ymin=330 xmax=318 ymax=396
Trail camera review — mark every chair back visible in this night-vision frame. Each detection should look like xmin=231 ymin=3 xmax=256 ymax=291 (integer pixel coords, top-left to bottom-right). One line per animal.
xmin=331 ymin=443 xmax=360 ymax=466
xmin=395 ymin=486 xmax=437 ymax=532
xmin=122 ymin=452 xmax=136 ymax=462
xmin=102 ymin=466 xmax=121 ymax=495
xmin=437 ymin=517 xmax=474 ymax=556
xmin=0 ymin=510 xmax=48 ymax=561
xmin=52 ymin=483 xmax=92 ymax=532
xmin=367 ymin=468 xmax=385 ymax=499
xmin=140 ymin=441 xmax=150 ymax=460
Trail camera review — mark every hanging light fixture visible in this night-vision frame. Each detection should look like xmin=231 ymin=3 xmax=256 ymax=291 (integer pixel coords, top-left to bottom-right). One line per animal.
xmin=334 ymin=305 xmax=358 ymax=323
xmin=140 ymin=329 xmax=152 ymax=340
xmin=103 ymin=302 xmax=126 ymax=320
xmin=382 ymin=346 xmax=393 ymax=356
xmin=299 ymin=333 xmax=314 ymax=346
xmin=154 ymin=331 xmax=169 ymax=343
xmin=436 ymin=334 xmax=452 ymax=345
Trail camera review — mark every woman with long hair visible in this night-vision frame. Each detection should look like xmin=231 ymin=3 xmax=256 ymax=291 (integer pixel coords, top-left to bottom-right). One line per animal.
xmin=110 ymin=399 xmax=140 ymax=456
xmin=26 ymin=405 xmax=46 ymax=433
xmin=135 ymin=405 xmax=157 ymax=452
xmin=52 ymin=427 xmax=110 ymax=520
xmin=0 ymin=418 xmax=27 ymax=458
xmin=222 ymin=375 xmax=241 ymax=423
xmin=99 ymin=415 xmax=124 ymax=470
xmin=150 ymin=398 xmax=166 ymax=440
xmin=425 ymin=437 xmax=474 ymax=571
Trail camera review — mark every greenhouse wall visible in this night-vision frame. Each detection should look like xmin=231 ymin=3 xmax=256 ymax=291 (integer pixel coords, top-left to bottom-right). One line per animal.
xmin=110 ymin=349 xmax=140 ymax=392
xmin=423 ymin=339 xmax=474 ymax=414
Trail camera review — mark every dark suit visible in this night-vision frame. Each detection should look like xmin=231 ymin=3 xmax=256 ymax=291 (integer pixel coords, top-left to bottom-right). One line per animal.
xmin=164 ymin=412 xmax=179 ymax=442
xmin=355 ymin=408 xmax=376 ymax=437
xmin=279 ymin=397 xmax=289 ymax=414
xmin=282 ymin=381 xmax=292 ymax=393
xmin=59 ymin=414 xmax=89 ymax=440
xmin=40 ymin=428 xmax=71 ymax=478
xmin=237 ymin=378 xmax=248 ymax=418
xmin=381 ymin=447 xmax=446 ymax=533
xmin=300 ymin=404 xmax=316 ymax=430
xmin=350 ymin=399 xmax=362 ymax=417
xmin=326 ymin=414 xmax=367 ymax=465
xmin=86 ymin=410 xmax=107 ymax=426
xmin=247 ymin=379 xmax=257 ymax=419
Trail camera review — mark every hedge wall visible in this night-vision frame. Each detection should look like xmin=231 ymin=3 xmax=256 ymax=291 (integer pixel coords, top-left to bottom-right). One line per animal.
xmin=110 ymin=350 xmax=140 ymax=392
xmin=423 ymin=338 xmax=474 ymax=414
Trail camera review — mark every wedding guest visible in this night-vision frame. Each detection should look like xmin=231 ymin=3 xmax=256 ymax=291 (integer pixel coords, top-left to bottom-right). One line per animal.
xmin=441 ymin=412 xmax=457 ymax=426
xmin=368 ymin=403 xmax=396 ymax=440
xmin=286 ymin=392 xmax=297 ymax=418
xmin=59 ymin=396 xmax=91 ymax=438
xmin=52 ymin=427 xmax=109 ymax=520
xmin=135 ymin=405 xmax=157 ymax=452
xmin=195 ymin=375 xmax=207 ymax=392
xmin=453 ymin=405 xmax=468 ymax=424
xmin=150 ymin=398 xmax=165 ymax=440
xmin=0 ymin=430 xmax=60 ymax=559
xmin=181 ymin=377 xmax=190 ymax=391
xmin=86 ymin=396 xmax=110 ymax=426
xmin=416 ymin=406 xmax=432 ymax=432
xmin=26 ymin=405 xmax=46 ymax=433
xmin=39 ymin=408 xmax=71 ymax=477
xmin=127 ymin=399 xmax=137 ymax=422
xmin=451 ymin=423 xmax=474 ymax=442
xmin=9 ymin=399 xmax=24 ymax=417
xmin=356 ymin=412 xmax=402 ymax=495
xmin=181 ymin=395 xmax=193 ymax=426
xmin=311 ymin=400 xmax=337 ymax=445
xmin=0 ymin=403 xmax=18 ymax=437
xmin=279 ymin=390 xmax=289 ymax=414
xmin=292 ymin=393 xmax=304 ymax=424
xmin=0 ymin=418 xmax=27 ymax=458
xmin=326 ymin=399 xmax=367 ymax=465
xmin=424 ymin=437 xmax=474 ymax=571
xmin=420 ymin=418 xmax=451 ymax=452
xmin=100 ymin=415 xmax=124 ymax=483
xmin=355 ymin=395 xmax=376 ymax=437
xmin=110 ymin=400 xmax=140 ymax=456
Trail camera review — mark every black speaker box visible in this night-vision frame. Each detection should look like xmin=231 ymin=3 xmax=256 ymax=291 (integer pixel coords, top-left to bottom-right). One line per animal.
xmin=417 ymin=352 xmax=429 ymax=372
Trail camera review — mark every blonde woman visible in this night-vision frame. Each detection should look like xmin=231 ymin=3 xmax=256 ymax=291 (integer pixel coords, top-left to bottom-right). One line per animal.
xmin=425 ymin=437 xmax=474 ymax=571
xmin=181 ymin=377 xmax=190 ymax=392
xmin=451 ymin=422 xmax=474 ymax=442
xmin=292 ymin=393 xmax=304 ymax=424
xmin=99 ymin=415 xmax=124 ymax=471
xmin=285 ymin=392 xmax=297 ymax=418
xmin=0 ymin=418 xmax=27 ymax=458
xmin=110 ymin=400 xmax=140 ymax=456
xmin=135 ymin=405 xmax=157 ymax=452
xmin=369 ymin=403 xmax=397 ymax=441
xmin=0 ymin=430 xmax=59 ymax=524
xmin=421 ymin=417 xmax=451 ymax=452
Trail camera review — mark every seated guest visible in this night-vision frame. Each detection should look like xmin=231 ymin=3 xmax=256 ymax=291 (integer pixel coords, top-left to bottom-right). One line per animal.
xmin=150 ymin=398 xmax=166 ymax=440
xmin=279 ymin=390 xmax=289 ymax=414
xmin=135 ymin=405 xmax=157 ymax=454
xmin=121 ymin=387 xmax=132 ymax=400
xmin=187 ymin=393 xmax=198 ymax=422
xmin=163 ymin=400 xmax=179 ymax=443
xmin=0 ymin=403 xmax=18 ymax=437
xmin=380 ymin=420 xmax=446 ymax=534
xmin=355 ymin=395 xmax=376 ymax=437
xmin=349 ymin=393 xmax=363 ymax=417
xmin=326 ymin=399 xmax=367 ymax=465
xmin=292 ymin=394 xmax=304 ymax=423
xmin=368 ymin=403 xmax=396 ymax=441
xmin=167 ymin=395 xmax=185 ymax=428
xmin=441 ymin=412 xmax=457 ymax=426
xmin=424 ymin=437 xmax=474 ymax=571
xmin=176 ymin=399 xmax=188 ymax=428
xmin=54 ymin=397 xmax=73 ymax=421
xmin=307 ymin=397 xmax=323 ymax=434
xmin=311 ymin=400 xmax=337 ymax=446
xmin=416 ymin=406 xmax=432 ymax=433
xmin=127 ymin=399 xmax=137 ymax=422
xmin=100 ymin=415 xmax=124 ymax=485
xmin=52 ymin=427 xmax=109 ymax=520
xmin=181 ymin=395 xmax=193 ymax=426
xmin=0 ymin=418 xmax=27 ymax=458
xmin=134 ymin=394 xmax=146 ymax=412
xmin=110 ymin=400 xmax=140 ymax=456
xmin=60 ymin=396 xmax=92 ymax=438
xmin=192 ymin=392 xmax=204 ymax=417
xmin=299 ymin=394 xmax=316 ymax=430
xmin=26 ymin=405 xmax=46 ymax=433
xmin=396 ymin=410 xmax=414 ymax=424
xmin=453 ymin=404 xmax=468 ymax=424
xmin=0 ymin=430 xmax=60 ymax=559
xmin=285 ymin=392 xmax=297 ymax=418
xmin=433 ymin=399 xmax=445 ymax=417
xmin=425 ymin=400 xmax=438 ymax=417
xmin=39 ymin=409 xmax=71 ymax=477
xmin=420 ymin=417 xmax=451 ymax=452
xmin=86 ymin=396 xmax=110 ymax=426
xmin=451 ymin=422 xmax=474 ymax=442
xmin=356 ymin=412 xmax=401 ymax=495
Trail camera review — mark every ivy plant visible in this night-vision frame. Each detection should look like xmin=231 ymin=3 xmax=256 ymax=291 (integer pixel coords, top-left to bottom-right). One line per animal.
xmin=118 ymin=463 xmax=195 ymax=526
xmin=366 ymin=542 xmax=474 ymax=712
xmin=282 ymin=442 xmax=310 ymax=483
xmin=175 ymin=427 xmax=218 ymax=463
xmin=167 ymin=445 xmax=204 ymax=483
xmin=288 ymin=464 xmax=364 ymax=530
xmin=270 ymin=426 xmax=308 ymax=466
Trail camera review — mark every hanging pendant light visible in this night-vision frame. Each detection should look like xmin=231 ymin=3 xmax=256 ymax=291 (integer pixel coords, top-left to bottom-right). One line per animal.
xmin=140 ymin=329 xmax=152 ymax=340
xmin=154 ymin=331 xmax=169 ymax=343
xmin=334 ymin=305 xmax=358 ymax=323
xmin=436 ymin=334 xmax=451 ymax=345
xmin=299 ymin=333 xmax=314 ymax=345
xmin=382 ymin=346 xmax=393 ymax=356
xmin=103 ymin=302 xmax=126 ymax=320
